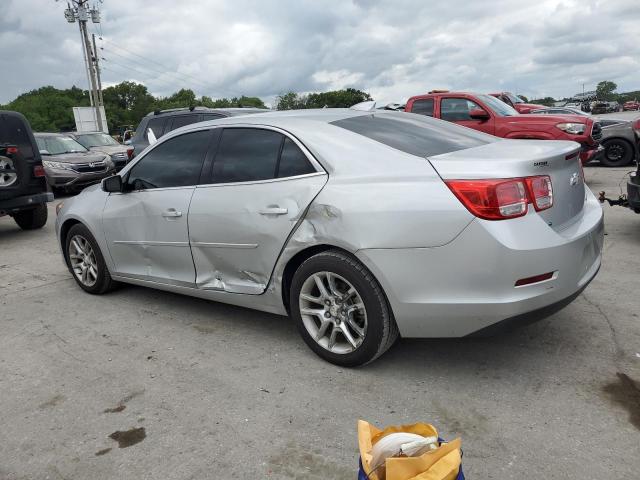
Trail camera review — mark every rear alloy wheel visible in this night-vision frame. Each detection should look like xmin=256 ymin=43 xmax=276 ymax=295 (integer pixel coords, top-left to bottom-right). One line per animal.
xmin=13 ymin=204 xmax=48 ymax=230
xmin=600 ymin=139 xmax=634 ymax=167
xmin=65 ymin=223 xmax=117 ymax=294
xmin=290 ymin=250 xmax=398 ymax=366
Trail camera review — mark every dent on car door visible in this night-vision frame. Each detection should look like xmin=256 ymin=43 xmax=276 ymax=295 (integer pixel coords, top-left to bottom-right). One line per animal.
xmin=102 ymin=129 xmax=213 ymax=286
xmin=188 ymin=127 xmax=327 ymax=294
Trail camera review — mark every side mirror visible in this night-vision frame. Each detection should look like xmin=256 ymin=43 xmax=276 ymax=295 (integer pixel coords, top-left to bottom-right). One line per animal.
xmin=469 ymin=108 xmax=490 ymax=120
xmin=102 ymin=175 xmax=123 ymax=193
xmin=39 ymin=149 xmax=51 ymax=155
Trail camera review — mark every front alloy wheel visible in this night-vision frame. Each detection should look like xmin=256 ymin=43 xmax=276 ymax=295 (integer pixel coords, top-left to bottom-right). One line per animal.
xmin=68 ymin=234 xmax=99 ymax=287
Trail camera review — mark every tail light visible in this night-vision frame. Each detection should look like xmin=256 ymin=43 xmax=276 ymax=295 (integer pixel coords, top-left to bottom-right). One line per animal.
xmin=33 ymin=165 xmax=46 ymax=177
xmin=633 ymin=119 xmax=640 ymax=133
xmin=445 ymin=175 xmax=553 ymax=220
xmin=6 ymin=146 xmax=18 ymax=155
xmin=126 ymin=147 xmax=134 ymax=159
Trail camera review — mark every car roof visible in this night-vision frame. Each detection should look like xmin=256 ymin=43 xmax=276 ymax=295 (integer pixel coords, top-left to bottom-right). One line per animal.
xmin=34 ymin=132 xmax=68 ymax=137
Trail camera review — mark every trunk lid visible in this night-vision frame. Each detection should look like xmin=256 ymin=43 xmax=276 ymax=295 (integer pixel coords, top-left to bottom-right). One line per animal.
xmin=428 ymin=139 xmax=586 ymax=230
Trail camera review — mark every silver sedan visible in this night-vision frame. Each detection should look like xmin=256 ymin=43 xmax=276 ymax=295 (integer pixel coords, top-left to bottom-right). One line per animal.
xmin=55 ymin=109 xmax=604 ymax=365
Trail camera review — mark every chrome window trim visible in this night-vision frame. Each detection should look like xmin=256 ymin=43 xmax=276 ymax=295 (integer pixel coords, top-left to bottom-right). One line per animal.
xmin=196 ymin=171 xmax=326 ymax=189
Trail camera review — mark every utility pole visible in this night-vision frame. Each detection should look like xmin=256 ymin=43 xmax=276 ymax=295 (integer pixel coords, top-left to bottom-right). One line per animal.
xmin=63 ymin=1 xmax=104 ymax=132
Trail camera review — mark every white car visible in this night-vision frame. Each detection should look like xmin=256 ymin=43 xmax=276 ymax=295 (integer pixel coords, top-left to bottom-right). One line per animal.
xmin=55 ymin=109 xmax=603 ymax=365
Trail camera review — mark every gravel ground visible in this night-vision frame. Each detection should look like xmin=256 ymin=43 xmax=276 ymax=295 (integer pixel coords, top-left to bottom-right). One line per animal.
xmin=0 ymin=162 xmax=639 ymax=480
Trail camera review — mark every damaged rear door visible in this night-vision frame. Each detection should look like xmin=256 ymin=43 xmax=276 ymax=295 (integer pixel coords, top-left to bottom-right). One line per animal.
xmin=188 ymin=126 xmax=327 ymax=294
xmin=103 ymin=129 xmax=214 ymax=286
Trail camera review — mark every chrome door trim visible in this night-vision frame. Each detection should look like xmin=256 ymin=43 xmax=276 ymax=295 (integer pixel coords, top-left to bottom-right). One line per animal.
xmin=113 ymin=240 xmax=190 ymax=247
xmin=196 ymin=171 xmax=326 ymax=189
xmin=190 ymin=241 xmax=258 ymax=249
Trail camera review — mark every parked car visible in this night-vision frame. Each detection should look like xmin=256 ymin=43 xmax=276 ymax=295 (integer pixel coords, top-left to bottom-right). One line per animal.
xmin=622 ymin=100 xmax=640 ymax=111
xmin=591 ymin=102 xmax=609 ymax=115
xmin=0 ymin=111 xmax=53 ymax=230
xmin=405 ymin=91 xmax=602 ymax=163
xmin=130 ymin=106 xmax=268 ymax=156
xmin=530 ymin=108 xmax=639 ymax=166
xmin=489 ymin=92 xmax=545 ymax=113
xmin=35 ymin=133 xmax=116 ymax=193
xmin=56 ymin=109 xmax=603 ymax=365
xmin=68 ymin=131 xmax=133 ymax=171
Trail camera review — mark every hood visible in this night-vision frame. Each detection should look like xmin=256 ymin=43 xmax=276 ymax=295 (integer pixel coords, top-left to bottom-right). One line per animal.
xmin=44 ymin=151 xmax=109 ymax=164
xmin=513 ymin=103 xmax=546 ymax=113
xmin=87 ymin=145 xmax=129 ymax=155
xmin=501 ymin=113 xmax=592 ymax=127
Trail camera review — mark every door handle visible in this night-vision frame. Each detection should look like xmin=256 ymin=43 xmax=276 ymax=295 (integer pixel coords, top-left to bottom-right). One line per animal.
xmin=162 ymin=208 xmax=182 ymax=218
xmin=259 ymin=206 xmax=288 ymax=216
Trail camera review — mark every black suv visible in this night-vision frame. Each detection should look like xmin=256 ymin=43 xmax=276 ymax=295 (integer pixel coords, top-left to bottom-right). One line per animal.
xmin=129 ymin=106 xmax=268 ymax=156
xmin=0 ymin=111 xmax=53 ymax=230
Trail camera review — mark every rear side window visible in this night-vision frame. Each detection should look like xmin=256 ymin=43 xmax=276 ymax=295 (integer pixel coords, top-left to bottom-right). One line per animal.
xmin=170 ymin=114 xmax=199 ymax=131
xmin=330 ymin=113 xmax=492 ymax=158
xmin=126 ymin=129 xmax=211 ymax=190
xmin=410 ymin=99 xmax=434 ymax=116
xmin=146 ymin=118 xmax=166 ymax=141
xmin=277 ymin=138 xmax=315 ymax=178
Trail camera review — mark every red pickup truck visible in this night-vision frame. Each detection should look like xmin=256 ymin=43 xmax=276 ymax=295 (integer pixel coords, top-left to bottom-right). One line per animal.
xmin=489 ymin=92 xmax=545 ymax=113
xmin=405 ymin=91 xmax=602 ymax=163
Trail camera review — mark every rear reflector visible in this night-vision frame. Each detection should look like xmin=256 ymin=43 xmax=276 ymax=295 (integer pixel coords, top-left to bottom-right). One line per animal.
xmin=445 ymin=176 xmax=555 ymax=220
xmin=515 ymin=272 xmax=554 ymax=287
xmin=33 ymin=165 xmax=46 ymax=177
xmin=6 ymin=146 xmax=18 ymax=155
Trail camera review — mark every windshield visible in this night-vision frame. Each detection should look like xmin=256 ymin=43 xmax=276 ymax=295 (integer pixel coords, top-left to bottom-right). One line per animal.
xmin=505 ymin=92 xmax=524 ymax=104
xmin=75 ymin=133 xmax=119 ymax=147
xmin=478 ymin=94 xmax=519 ymax=117
xmin=36 ymin=136 xmax=88 ymax=155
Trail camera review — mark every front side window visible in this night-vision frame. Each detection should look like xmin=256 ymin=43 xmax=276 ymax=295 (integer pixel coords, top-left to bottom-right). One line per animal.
xmin=126 ymin=129 xmax=211 ymax=190
xmin=440 ymin=98 xmax=483 ymax=122
xmin=410 ymin=99 xmax=434 ymax=116
xmin=170 ymin=115 xmax=199 ymax=131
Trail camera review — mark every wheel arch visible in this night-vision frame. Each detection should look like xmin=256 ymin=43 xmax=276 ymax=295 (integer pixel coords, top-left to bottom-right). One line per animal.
xmin=280 ymin=244 xmax=395 ymax=322
xmin=59 ymin=218 xmax=82 ymax=251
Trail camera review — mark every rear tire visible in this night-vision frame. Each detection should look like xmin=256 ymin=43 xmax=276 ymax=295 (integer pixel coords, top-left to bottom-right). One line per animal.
xmin=290 ymin=250 xmax=398 ymax=366
xmin=64 ymin=223 xmax=117 ymax=294
xmin=13 ymin=203 xmax=48 ymax=230
xmin=600 ymin=139 xmax=634 ymax=167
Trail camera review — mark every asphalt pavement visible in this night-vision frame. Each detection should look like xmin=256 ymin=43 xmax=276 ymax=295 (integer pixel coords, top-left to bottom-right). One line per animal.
xmin=1 ymin=161 xmax=639 ymax=479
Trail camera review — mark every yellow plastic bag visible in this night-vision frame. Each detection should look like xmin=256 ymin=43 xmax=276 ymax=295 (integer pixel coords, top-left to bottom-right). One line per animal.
xmin=358 ymin=420 xmax=462 ymax=480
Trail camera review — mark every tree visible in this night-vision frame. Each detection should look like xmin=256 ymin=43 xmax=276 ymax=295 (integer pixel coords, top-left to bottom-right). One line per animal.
xmin=596 ymin=80 xmax=618 ymax=101
xmin=529 ymin=97 xmax=556 ymax=107
xmin=275 ymin=88 xmax=372 ymax=110
xmin=102 ymin=81 xmax=155 ymax=131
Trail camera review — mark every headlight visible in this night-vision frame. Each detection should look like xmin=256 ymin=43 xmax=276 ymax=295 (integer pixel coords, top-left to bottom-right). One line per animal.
xmin=556 ymin=122 xmax=586 ymax=135
xmin=42 ymin=160 xmax=74 ymax=170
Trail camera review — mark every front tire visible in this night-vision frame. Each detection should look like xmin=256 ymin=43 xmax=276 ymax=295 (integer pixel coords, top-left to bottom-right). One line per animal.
xmin=13 ymin=203 xmax=48 ymax=230
xmin=600 ymin=139 xmax=634 ymax=167
xmin=64 ymin=223 xmax=117 ymax=294
xmin=290 ymin=250 xmax=398 ymax=366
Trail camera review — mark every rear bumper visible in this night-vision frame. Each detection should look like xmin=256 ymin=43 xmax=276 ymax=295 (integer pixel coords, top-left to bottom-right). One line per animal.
xmin=356 ymin=189 xmax=604 ymax=338
xmin=0 ymin=192 xmax=53 ymax=213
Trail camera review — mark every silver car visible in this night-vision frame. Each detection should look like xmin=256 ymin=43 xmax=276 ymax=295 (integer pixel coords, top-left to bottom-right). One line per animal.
xmin=55 ymin=110 xmax=604 ymax=365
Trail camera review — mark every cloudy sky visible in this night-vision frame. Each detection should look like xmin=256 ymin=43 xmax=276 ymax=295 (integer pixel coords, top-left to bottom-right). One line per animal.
xmin=1 ymin=0 xmax=639 ymax=106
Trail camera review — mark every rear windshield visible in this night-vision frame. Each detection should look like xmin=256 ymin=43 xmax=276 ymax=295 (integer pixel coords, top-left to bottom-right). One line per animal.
xmin=0 ymin=114 xmax=35 ymax=157
xmin=330 ymin=112 xmax=493 ymax=157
